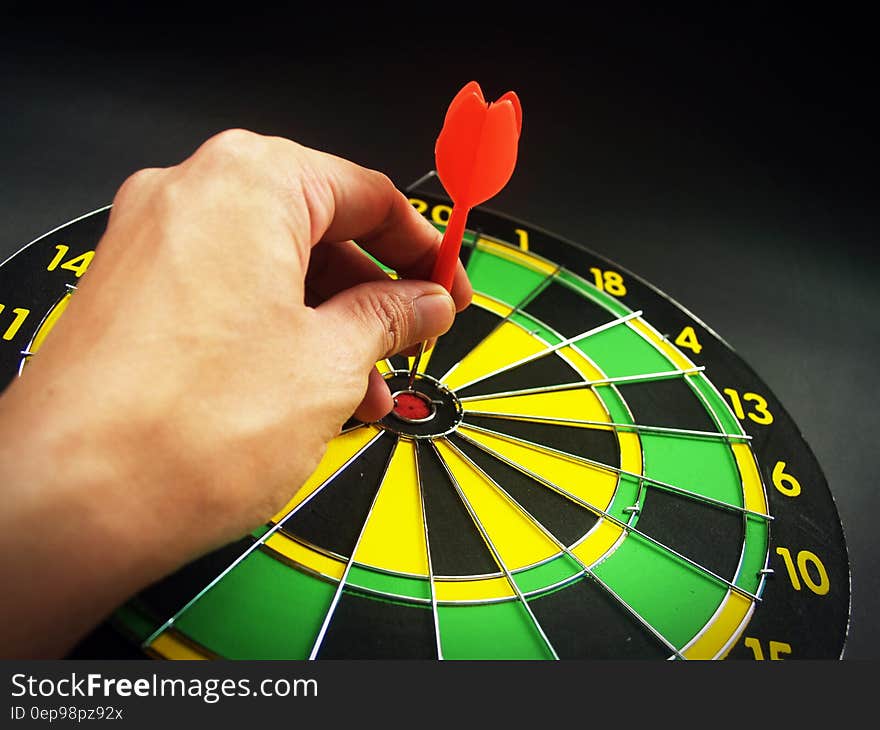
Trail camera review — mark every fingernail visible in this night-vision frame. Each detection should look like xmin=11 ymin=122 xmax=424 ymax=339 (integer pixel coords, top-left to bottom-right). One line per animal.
xmin=414 ymin=291 xmax=455 ymax=335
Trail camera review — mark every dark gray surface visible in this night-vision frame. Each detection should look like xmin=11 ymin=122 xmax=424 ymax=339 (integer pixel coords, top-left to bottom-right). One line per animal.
xmin=2 ymin=8 xmax=877 ymax=657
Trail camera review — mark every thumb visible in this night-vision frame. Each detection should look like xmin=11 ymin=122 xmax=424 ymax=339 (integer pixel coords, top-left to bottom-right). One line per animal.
xmin=316 ymin=279 xmax=455 ymax=367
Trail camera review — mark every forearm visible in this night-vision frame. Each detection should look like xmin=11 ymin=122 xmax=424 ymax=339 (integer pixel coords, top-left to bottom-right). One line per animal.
xmin=0 ymin=380 xmax=175 ymax=658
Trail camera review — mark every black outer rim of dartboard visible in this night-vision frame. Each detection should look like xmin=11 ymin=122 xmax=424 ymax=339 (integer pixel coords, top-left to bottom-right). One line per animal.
xmin=0 ymin=193 xmax=851 ymax=659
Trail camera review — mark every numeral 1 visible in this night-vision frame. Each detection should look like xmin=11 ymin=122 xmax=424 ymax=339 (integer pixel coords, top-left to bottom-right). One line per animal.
xmin=0 ymin=304 xmax=30 ymax=341
xmin=514 ymin=228 xmax=529 ymax=251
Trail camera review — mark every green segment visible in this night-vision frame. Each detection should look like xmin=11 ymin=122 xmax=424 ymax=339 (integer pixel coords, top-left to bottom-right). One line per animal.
xmin=607 ymin=474 xmax=644 ymax=523
xmin=514 ymin=554 xmax=581 ymax=593
xmin=594 ymin=382 xmax=634 ymax=426
xmin=576 ymin=326 xmax=672 ymax=378
xmin=639 ymin=434 xmax=743 ymax=507
xmin=466 ymin=247 xmax=548 ymax=307
xmin=593 ymin=533 xmax=727 ymax=648
xmin=509 ymin=311 xmax=562 ymax=345
xmin=348 ymin=565 xmax=431 ymax=600
xmin=173 ymin=551 xmax=335 ymax=659
xmin=689 ymin=376 xmax=743 ymax=435
xmin=438 ymin=602 xmax=554 ymax=659
xmin=114 ymin=603 xmax=157 ymax=642
xmin=738 ymin=516 xmax=769 ymax=593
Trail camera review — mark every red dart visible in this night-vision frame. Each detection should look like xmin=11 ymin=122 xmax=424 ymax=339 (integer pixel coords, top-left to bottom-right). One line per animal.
xmin=406 ymin=82 xmax=522 ymax=391
xmin=430 ymin=81 xmax=523 ymax=291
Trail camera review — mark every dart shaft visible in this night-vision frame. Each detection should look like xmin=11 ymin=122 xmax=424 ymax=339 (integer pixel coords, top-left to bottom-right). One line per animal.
xmin=407 ymin=341 xmax=428 ymax=390
xmin=430 ymin=204 xmax=469 ymax=292
xmin=408 ymin=205 xmax=469 ymax=389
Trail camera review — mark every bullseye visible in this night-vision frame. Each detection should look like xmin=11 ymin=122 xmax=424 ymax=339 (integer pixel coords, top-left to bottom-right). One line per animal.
xmin=391 ymin=390 xmax=435 ymax=423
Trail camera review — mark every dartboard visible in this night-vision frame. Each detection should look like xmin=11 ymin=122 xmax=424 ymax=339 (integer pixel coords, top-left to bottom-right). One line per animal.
xmin=0 ymin=189 xmax=850 ymax=660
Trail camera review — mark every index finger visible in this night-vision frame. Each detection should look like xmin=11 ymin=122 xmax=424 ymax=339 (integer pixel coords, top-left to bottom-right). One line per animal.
xmin=292 ymin=144 xmax=472 ymax=308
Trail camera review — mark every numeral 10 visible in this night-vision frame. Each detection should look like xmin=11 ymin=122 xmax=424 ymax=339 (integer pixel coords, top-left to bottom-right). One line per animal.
xmin=776 ymin=547 xmax=830 ymax=595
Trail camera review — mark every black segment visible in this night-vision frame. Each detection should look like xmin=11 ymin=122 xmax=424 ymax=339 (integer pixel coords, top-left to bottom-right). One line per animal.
xmin=634 ymin=487 xmax=744 ymax=582
xmin=418 ymin=443 xmax=498 ymax=576
xmin=462 ymin=414 xmax=619 ymax=469
xmin=281 ymin=433 xmax=396 ymax=557
xmin=388 ymin=354 xmax=408 ymax=371
xmin=459 ymin=237 xmax=475 ymax=270
xmin=425 ymin=303 xmax=500 ymax=380
xmin=523 ymin=280 xmax=611 ymax=339
xmin=615 ymin=378 xmax=719 ymax=432
xmin=316 ymin=592 xmax=436 ymax=659
xmin=529 ymin=576 xmax=670 ymax=659
xmin=450 ymin=434 xmax=598 ymax=546
xmin=456 ymin=351 xmax=584 ymax=399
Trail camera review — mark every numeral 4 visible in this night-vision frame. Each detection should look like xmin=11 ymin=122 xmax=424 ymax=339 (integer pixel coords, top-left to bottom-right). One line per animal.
xmin=674 ymin=325 xmax=702 ymax=354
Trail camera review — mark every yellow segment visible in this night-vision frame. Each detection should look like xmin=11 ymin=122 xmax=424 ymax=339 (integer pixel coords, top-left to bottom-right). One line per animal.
xmin=475 ymin=238 xmax=557 ymax=276
xmin=443 ymin=321 xmax=548 ymax=391
xmin=630 ymin=319 xmax=694 ymax=372
xmin=463 ymin=389 xmax=610 ymax=424
xmin=572 ymin=521 xmax=625 ymax=567
xmin=434 ymin=440 xmax=559 ymax=571
xmin=435 ymin=575 xmax=515 ymax=602
xmin=407 ymin=344 xmax=434 ymax=375
xmin=376 ymin=359 xmax=391 ymax=374
xmin=471 ymin=292 xmax=513 ymax=318
xmin=617 ymin=432 xmax=643 ymax=477
xmin=149 ymin=631 xmax=210 ymax=660
xmin=264 ymin=532 xmax=345 ymax=580
xmin=29 ymin=293 xmax=72 ymax=354
xmin=732 ymin=443 xmax=768 ymax=515
xmin=682 ymin=591 xmax=754 ymax=659
xmin=458 ymin=426 xmax=618 ymax=514
xmin=355 ymin=440 xmax=429 ymax=576
xmin=270 ymin=426 xmax=380 ymax=523
xmin=557 ymin=345 xmax=607 ymax=381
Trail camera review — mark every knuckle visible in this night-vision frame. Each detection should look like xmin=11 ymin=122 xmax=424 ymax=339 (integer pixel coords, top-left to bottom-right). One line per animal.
xmin=200 ymin=128 xmax=264 ymax=163
xmin=113 ymin=167 xmax=162 ymax=206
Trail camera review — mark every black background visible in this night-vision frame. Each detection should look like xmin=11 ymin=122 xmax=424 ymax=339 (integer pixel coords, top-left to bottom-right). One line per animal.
xmin=1 ymin=4 xmax=877 ymax=658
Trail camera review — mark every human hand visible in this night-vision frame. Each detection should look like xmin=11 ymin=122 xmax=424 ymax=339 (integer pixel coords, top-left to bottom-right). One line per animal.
xmin=0 ymin=129 xmax=471 ymax=656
